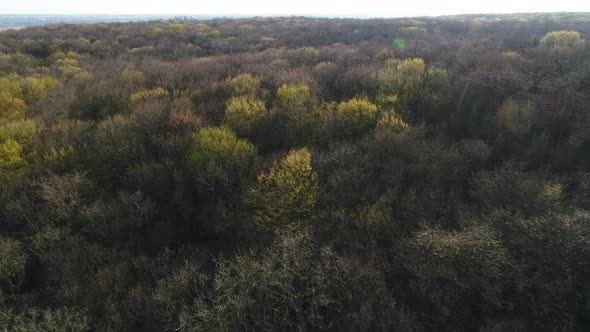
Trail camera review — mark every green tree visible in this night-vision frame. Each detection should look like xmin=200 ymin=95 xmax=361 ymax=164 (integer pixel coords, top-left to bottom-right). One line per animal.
xmin=188 ymin=126 xmax=257 ymax=170
xmin=377 ymin=113 xmax=409 ymax=133
xmin=227 ymin=73 xmax=261 ymax=97
xmin=290 ymin=47 xmax=320 ymax=65
xmin=0 ymin=77 xmax=23 ymax=97
xmin=0 ymin=119 xmax=37 ymax=149
xmin=223 ymin=96 xmax=265 ymax=134
xmin=539 ymin=30 xmax=585 ymax=72
xmin=20 ymin=76 xmax=59 ymax=104
xmin=378 ymin=57 xmax=426 ymax=114
xmin=276 ymin=84 xmax=312 ymax=112
xmin=246 ymin=147 xmax=319 ymax=230
xmin=0 ymin=92 xmax=27 ymax=120
xmin=0 ymin=139 xmax=27 ymax=174
xmin=167 ymin=23 xmax=186 ymax=33
xmin=275 ymin=84 xmax=319 ymax=146
xmin=129 ymin=87 xmax=169 ymax=104
xmin=539 ymin=30 xmax=585 ymax=52
xmin=334 ymin=97 xmax=379 ymax=138
xmin=185 ymin=127 xmax=258 ymax=234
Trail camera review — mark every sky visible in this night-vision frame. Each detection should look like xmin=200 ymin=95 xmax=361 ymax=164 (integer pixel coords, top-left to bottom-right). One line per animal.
xmin=1 ymin=0 xmax=590 ymax=17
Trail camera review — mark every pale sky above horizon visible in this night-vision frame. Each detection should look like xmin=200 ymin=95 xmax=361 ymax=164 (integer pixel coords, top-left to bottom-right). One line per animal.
xmin=1 ymin=0 xmax=589 ymax=17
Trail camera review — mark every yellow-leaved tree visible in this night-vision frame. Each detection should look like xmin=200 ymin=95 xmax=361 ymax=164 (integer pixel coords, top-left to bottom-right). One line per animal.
xmin=246 ymin=147 xmax=319 ymax=230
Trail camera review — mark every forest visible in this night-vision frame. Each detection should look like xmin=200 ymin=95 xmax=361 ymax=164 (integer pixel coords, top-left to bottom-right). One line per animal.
xmin=1 ymin=12 xmax=590 ymax=331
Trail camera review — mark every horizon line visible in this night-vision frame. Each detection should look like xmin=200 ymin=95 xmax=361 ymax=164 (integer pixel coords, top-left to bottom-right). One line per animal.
xmin=1 ymin=11 xmax=589 ymax=17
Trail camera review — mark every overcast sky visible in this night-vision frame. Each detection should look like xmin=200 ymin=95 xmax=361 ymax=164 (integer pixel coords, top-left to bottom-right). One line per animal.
xmin=1 ymin=0 xmax=589 ymax=17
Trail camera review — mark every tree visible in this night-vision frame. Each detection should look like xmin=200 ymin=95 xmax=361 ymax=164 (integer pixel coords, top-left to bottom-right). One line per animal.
xmin=20 ymin=76 xmax=59 ymax=104
xmin=0 ymin=139 xmax=27 ymax=175
xmin=289 ymin=47 xmax=320 ymax=65
xmin=184 ymin=127 xmax=258 ymax=235
xmin=177 ymin=231 xmax=409 ymax=331
xmin=0 ymin=77 xmax=23 ymax=98
xmin=334 ymin=97 xmax=379 ymax=139
xmin=498 ymin=98 xmax=534 ymax=136
xmin=471 ymin=164 xmax=563 ymax=216
xmin=227 ymin=73 xmax=261 ymax=97
xmin=188 ymin=126 xmax=257 ymax=171
xmin=0 ymin=92 xmax=27 ymax=120
xmin=276 ymin=84 xmax=313 ymax=112
xmin=0 ymin=119 xmax=37 ymax=150
xmin=0 ymin=236 xmax=27 ymax=290
xmin=398 ymin=225 xmax=513 ymax=330
xmin=378 ymin=57 xmax=426 ymax=114
xmin=539 ymin=30 xmax=585 ymax=52
xmin=223 ymin=96 xmax=265 ymax=134
xmin=129 ymin=87 xmax=169 ymax=104
xmin=92 ymin=115 xmax=145 ymax=184
xmin=246 ymin=147 xmax=319 ymax=230
xmin=1 ymin=307 xmax=90 ymax=331
xmin=377 ymin=113 xmax=409 ymax=133
xmin=538 ymin=30 xmax=585 ymax=73
xmin=274 ymin=84 xmax=319 ymax=146
xmin=486 ymin=210 xmax=590 ymax=329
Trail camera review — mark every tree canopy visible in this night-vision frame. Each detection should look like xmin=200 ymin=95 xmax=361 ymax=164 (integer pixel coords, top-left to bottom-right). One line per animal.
xmin=1 ymin=14 xmax=590 ymax=331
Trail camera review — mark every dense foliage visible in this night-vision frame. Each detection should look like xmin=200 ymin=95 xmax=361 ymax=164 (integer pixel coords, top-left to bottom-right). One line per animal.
xmin=1 ymin=13 xmax=590 ymax=331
